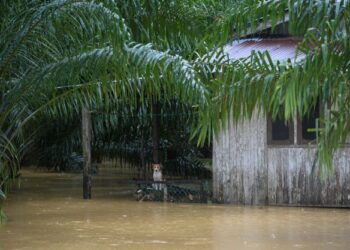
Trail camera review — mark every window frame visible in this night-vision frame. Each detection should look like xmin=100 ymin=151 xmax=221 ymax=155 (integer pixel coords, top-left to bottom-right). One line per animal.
xmin=297 ymin=101 xmax=322 ymax=145
xmin=267 ymin=115 xmax=294 ymax=145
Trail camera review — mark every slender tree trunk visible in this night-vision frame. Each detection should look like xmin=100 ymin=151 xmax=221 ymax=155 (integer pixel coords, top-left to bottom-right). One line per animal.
xmin=152 ymin=102 xmax=161 ymax=164
xmin=82 ymin=107 xmax=92 ymax=199
xmin=140 ymin=128 xmax=146 ymax=179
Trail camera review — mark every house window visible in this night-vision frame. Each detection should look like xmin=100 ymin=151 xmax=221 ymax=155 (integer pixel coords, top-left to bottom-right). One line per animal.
xmin=267 ymin=115 xmax=294 ymax=145
xmin=297 ymin=101 xmax=320 ymax=144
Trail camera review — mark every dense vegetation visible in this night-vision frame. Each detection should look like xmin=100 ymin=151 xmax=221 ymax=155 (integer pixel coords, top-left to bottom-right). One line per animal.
xmin=1 ymin=0 xmax=349 ymax=221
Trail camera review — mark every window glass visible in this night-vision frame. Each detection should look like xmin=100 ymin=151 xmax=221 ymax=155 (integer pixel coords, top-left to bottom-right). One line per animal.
xmin=267 ymin=114 xmax=294 ymax=145
xmin=272 ymin=118 xmax=290 ymax=141
xmin=300 ymin=101 xmax=320 ymax=142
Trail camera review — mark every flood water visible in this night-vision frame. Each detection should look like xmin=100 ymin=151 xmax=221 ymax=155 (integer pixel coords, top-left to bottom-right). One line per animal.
xmin=1 ymin=166 xmax=350 ymax=250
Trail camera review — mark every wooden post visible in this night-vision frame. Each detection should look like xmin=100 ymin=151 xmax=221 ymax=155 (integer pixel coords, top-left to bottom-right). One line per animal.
xmin=140 ymin=129 xmax=146 ymax=179
xmin=200 ymin=181 xmax=204 ymax=203
xmin=163 ymin=183 xmax=168 ymax=202
xmin=152 ymin=102 xmax=161 ymax=164
xmin=82 ymin=107 xmax=92 ymax=199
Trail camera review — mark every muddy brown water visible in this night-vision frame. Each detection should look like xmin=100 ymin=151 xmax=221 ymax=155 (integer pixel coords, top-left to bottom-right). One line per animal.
xmin=1 ymin=166 xmax=350 ymax=250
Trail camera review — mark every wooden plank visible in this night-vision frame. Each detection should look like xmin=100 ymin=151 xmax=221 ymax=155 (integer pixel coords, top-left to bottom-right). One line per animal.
xmin=214 ymin=110 xmax=350 ymax=206
xmin=213 ymin=110 xmax=268 ymax=204
xmin=267 ymin=147 xmax=350 ymax=206
xmin=82 ymin=107 xmax=92 ymax=199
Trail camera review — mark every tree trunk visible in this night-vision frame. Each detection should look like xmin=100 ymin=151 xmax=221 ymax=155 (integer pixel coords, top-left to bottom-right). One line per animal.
xmin=82 ymin=107 xmax=92 ymax=199
xmin=140 ymin=128 xmax=146 ymax=179
xmin=152 ymin=102 xmax=161 ymax=164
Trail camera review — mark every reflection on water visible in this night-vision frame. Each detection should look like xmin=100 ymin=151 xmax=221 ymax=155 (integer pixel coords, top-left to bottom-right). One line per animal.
xmin=1 ymin=166 xmax=350 ymax=250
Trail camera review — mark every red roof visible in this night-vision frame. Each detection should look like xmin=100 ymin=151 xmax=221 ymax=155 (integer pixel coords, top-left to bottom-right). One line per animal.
xmin=224 ymin=37 xmax=304 ymax=62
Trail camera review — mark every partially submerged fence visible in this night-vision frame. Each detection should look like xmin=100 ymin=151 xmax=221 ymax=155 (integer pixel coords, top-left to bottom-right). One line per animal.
xmin=133 ymin=179 xmax=211 ymax=203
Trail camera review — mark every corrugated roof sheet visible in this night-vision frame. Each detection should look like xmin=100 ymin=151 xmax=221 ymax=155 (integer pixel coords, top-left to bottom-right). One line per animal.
xmin=224 ymin=37 xmax=305 ymax=62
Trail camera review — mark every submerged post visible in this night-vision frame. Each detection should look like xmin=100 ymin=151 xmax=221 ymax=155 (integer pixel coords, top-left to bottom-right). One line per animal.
xmin=82 ymin=107 xmax=92 ymax=199
xmin=152 ymin=102 xmax=161 ymax=164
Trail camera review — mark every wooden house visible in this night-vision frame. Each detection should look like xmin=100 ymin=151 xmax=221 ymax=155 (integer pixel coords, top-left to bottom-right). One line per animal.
xmin=213 ymin=22 xmax=350 ymax=207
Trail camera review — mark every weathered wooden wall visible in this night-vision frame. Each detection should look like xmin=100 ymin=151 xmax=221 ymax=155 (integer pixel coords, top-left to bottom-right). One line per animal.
xmin=268 ymin=148 xmax=350 ymax=206
xmin=213 ymin=113 xmax=350 ymax=206
xmin=213 ymin=111 xmax=268 ymax=205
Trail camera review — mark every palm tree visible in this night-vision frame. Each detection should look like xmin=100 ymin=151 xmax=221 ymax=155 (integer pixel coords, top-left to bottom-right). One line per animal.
xmin=1 ymin=0 xmax=349 ymax=221
xmin=0 ymin=0 xmax=128 ymax=220
xmin=0 ymin=0 xmax=214 ymax=221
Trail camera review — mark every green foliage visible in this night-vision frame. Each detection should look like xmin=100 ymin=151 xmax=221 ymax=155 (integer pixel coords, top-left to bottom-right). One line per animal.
xmin=0 ymin=189 xmax=6 ymax=200
xmin=0 ymin=208 xmax=7 ymax=224
xmin=0 ymin=188 xmax=6 ymax=224
xmin=1 ymin=0 xmax=350 ymax=222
